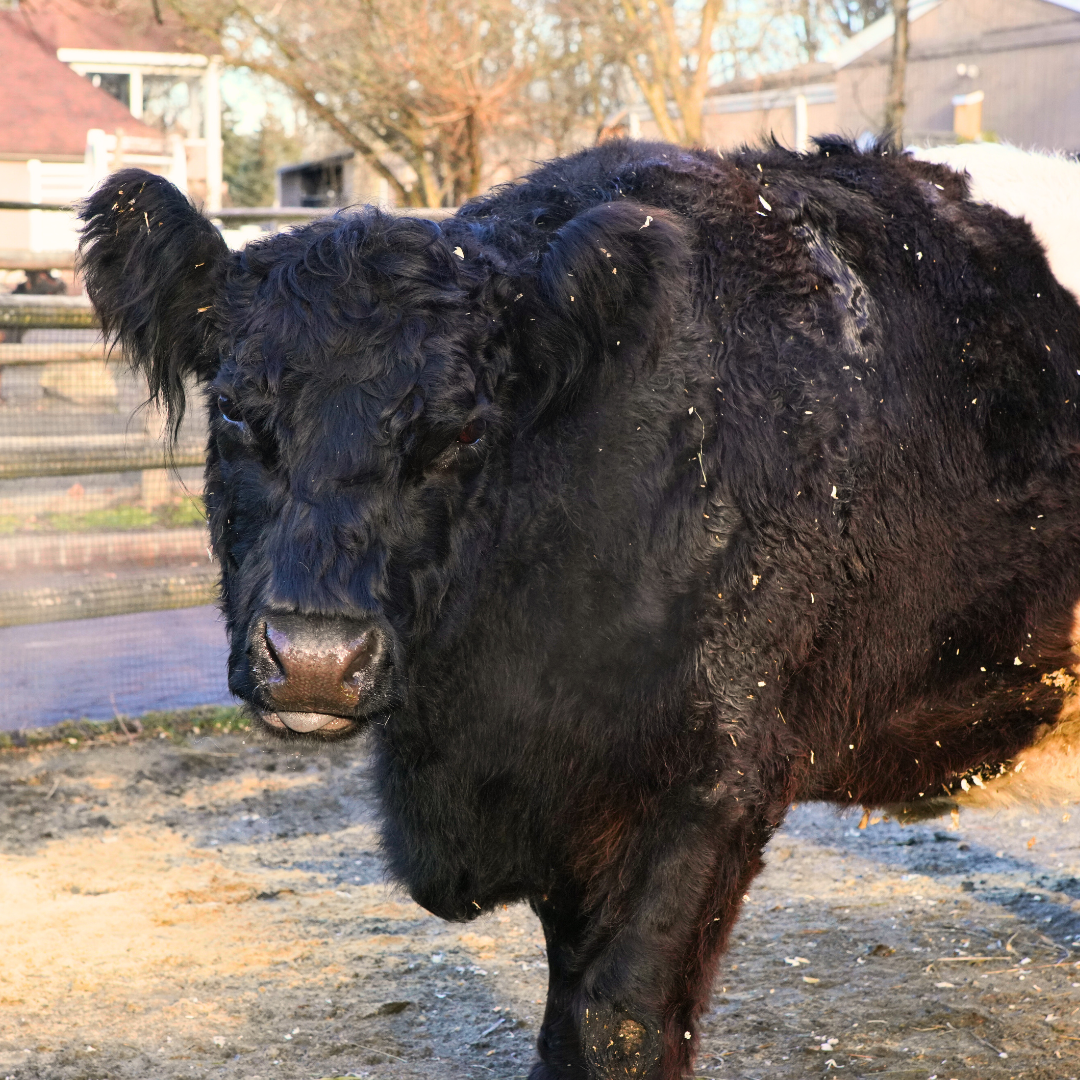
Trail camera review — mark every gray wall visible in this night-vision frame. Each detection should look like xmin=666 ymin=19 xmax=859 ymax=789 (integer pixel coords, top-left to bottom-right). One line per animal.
xmin=836 ymin=0 xmax=1080 ymax=152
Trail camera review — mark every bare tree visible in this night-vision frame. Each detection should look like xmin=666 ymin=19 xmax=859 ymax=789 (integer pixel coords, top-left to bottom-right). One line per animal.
xmin=883 ymin=0 xmax=909 ymax=140
xmin=792 ymin=0 xmax=893 ymax=63
xmin=796 ymin=0 xmax=821 ymax=61
xmin=140 ymin=0 xmax=869 ymax=204
xmin=605 ymin=0 xmax=726 ymax=145
xmin=164 ymin=0 xmax=542 ymax=207
xmin=553 ymin=0 xmax=817 ymax=148
xmin=537 ymin=16 xmax=637 ymax=147
xmin=826 ymin=0 xmax=890 ymax=36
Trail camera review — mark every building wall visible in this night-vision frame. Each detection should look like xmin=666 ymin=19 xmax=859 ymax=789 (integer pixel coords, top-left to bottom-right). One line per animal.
xmin=635 ymin=89 xmax=837 ymax=152
xmin=700 ymin=100 xmax=838 ymax=151
xmin=0 ymin=143 xmax=185 ymax=253
xmin=348 ymin=156 xmax=391 ymax=207
xmin=0 ymin=159 xmax=32 ymax=250
xmin=0 ymin=157 xmax=88 ymax=252
xmin=58 ymin=49 xmax=223 ymax=211
xmin=837 ymin=0 xmax=1080 ymax=151
xmin=278 ymin=152 xmax=450 ymax=210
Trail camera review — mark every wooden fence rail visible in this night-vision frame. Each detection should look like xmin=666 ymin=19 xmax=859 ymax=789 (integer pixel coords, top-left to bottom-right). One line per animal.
xmin=0 ymin=294 xmax=99 ymax=331
xmin=0 ymin=564 xmax=218 ymax=627
xmin=0 ymin=436 xmax=204 ymax=479
xmin=0 ymin=294 xmax=211 ymax=623
xmin=0 ymin=250 xmax=77 ymax=271
xmin=0 ymin=342 xmax=110 ymax=365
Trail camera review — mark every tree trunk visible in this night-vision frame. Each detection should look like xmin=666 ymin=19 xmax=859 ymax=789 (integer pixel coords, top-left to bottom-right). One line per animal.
xmin=883 ymin=0 xmax=910 ymax=143
xmin=465 ymin=110 xmax=483 ymax=200
xmin=799 ymin=0 xmax=818 ymax=62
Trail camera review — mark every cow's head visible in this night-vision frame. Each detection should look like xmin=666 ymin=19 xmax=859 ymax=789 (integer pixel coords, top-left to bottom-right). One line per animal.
xmin=78 ymin=170 xmax=687 ymax=740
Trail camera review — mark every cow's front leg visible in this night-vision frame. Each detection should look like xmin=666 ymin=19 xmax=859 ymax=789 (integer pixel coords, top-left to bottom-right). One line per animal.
xmin=528 ymin=802 xmax=777 ymax=1080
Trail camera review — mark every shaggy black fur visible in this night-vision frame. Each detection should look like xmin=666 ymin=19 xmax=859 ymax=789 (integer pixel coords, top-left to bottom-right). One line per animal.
xmin=78 ymin=140 xmax=1080 ymax=1079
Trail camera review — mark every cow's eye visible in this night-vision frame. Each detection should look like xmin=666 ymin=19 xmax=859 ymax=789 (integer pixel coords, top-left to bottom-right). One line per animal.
xmin=218 ymin=394 xmax=244 ymax=426
xmin=458 ymin=417 xmax=487 ymax=444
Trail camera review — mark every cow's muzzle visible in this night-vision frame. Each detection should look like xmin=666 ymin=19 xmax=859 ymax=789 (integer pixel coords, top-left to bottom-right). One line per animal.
xmin=249 ymin=612 xmax=386 ymax=735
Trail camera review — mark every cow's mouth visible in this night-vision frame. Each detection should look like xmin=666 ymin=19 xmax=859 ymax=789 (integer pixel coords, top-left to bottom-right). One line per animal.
xmin=246 ymin=613 xmax=393 ymax=739
xmin=260 ymin=711 xmax=359 ymax=737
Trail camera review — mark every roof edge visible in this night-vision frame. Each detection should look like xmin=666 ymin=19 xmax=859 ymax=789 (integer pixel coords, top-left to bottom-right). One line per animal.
xmin=826 ymin=0 xmax=1080 ymax=71
xmin=825 ymin=0 xmax=943 ymax=70
xmin=277 ymin=150 xmax=357 ymax=176
xmin=57 ymin=47 xmax=210 ymax=67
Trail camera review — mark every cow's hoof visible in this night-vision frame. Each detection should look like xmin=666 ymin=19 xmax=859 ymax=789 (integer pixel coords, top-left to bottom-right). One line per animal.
xmin=581 ymin=1007 xmax=663 ymax=1078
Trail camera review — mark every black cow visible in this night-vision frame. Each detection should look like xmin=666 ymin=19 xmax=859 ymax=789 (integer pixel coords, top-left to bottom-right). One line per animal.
xmin=78 ymin=139 xmax=1080 ymax=1079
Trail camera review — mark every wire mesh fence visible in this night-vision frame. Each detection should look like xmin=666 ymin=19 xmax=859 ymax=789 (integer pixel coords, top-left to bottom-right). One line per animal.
xmin=0 ymin=290 xmax=232 ymax=730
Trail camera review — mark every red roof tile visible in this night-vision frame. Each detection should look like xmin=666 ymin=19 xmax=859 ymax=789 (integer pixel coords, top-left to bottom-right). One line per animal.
xmin=17 ymin=0 xmax=211 ymax=55
xmin=0 ymin=9 xmax=162 ymax=157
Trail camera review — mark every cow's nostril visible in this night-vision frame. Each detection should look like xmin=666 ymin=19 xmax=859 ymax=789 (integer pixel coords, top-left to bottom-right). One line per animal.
xmin=342 ymin=634 xmax=376 ymax=690
xmin=263 ymin=624 xmax=289 ymax=684
xmin=258 ymin=615 xmax=381 ymax=716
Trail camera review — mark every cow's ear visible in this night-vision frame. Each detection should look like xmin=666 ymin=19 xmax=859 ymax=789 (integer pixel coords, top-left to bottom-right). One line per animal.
xmin=78 ymin=168 xmax=229 ymax=440
xmin=517 ymin=200 xmax=689 ymax=414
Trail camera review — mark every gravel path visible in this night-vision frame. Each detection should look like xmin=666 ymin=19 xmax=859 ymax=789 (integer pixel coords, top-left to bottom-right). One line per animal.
xmin=0 ymin=731 xmax=1077 ymax=1080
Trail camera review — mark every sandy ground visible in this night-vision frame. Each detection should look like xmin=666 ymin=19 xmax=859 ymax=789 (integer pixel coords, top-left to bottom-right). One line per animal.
xmin=1 ymin=731 xmax=1079 ymax=1080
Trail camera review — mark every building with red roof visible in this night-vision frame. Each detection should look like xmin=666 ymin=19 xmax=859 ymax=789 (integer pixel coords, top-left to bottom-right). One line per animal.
xmin=0 ymin=0 xmax=221 ymax=254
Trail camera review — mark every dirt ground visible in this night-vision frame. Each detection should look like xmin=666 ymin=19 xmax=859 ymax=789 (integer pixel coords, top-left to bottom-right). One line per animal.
xmin=1 ymin=729 xmax=1079 ymax=1080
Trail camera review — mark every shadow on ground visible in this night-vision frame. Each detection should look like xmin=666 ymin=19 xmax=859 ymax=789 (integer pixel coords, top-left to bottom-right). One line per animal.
xmin=0 ymin=730 xmax=1078 ymax=1079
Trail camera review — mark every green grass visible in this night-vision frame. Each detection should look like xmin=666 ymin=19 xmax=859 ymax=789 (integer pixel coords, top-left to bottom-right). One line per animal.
xmin=155 ymin=495 xmax=207 ymax=528
xmin=46 ymin=505 xmax=159 ymax=531
xmin=1 ymin=495 xmax=205 ymax=535
xmin=0 ymin=704 xmax=248 ymax=752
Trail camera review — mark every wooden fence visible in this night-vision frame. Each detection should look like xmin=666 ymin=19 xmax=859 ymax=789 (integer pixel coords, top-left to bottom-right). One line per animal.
xmin=0 ymin=293 xmax=215 ymax=626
